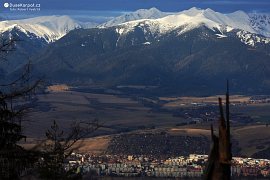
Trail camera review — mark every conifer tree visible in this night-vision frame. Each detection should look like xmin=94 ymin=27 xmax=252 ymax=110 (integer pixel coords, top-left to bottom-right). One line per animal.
xmin=0 ymin=38 xmax=41 ymax=179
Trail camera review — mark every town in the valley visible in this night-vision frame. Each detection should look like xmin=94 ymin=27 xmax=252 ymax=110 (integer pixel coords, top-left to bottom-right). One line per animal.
xmin=66 ymin=153 xmax=270 ymax=178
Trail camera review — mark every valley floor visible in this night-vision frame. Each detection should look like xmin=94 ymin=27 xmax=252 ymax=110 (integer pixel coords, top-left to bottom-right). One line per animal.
xmin=21 ymin=88 xmax=270 ymax=158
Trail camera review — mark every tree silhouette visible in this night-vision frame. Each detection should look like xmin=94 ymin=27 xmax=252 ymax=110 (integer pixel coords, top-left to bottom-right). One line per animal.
xmin=0 ymin=38 xmax=42 ymax=179
xmin=0 ymin=37 xmax=100 ymax=179
xmin=38 ymin=119 xmax=100 ymax=179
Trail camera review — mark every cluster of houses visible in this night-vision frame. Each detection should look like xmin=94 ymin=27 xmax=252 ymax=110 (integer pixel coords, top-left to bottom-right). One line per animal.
xmin=66 ymin=154 xmax=270 ymax=178
xmin=232 ymin=157 xmax=270 ymax=177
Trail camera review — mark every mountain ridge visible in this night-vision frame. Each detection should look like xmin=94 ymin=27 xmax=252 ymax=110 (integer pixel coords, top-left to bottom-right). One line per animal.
xmin=0 ymin=15 xmax=98 ymax=43
xmin=111 ymin=7 xmax=270 ymax=42
xmin=99 ymin=7 xmax=168 ymax=28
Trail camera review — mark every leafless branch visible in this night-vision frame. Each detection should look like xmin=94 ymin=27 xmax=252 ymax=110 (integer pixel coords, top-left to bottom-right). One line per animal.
xmin=0 ymin=37 xmax=19 ymax=60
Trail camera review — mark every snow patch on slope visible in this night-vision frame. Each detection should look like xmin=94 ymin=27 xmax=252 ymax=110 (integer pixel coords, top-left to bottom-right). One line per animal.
xmin=216 ymin=34 xmax=227 ymax=38
xmin=249 ymin=13 xmax=270 ymax=38
xmin=237 ymin=31 xmax=270 ymax=46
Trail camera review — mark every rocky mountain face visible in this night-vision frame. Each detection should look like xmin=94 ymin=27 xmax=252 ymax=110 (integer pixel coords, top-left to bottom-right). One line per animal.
xmin=31 ymin=26 xmax=270 ymax=95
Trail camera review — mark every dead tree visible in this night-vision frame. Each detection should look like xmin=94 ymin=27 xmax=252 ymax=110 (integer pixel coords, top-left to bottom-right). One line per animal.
xmin=204 ymin=81 xmax=232 ymax=180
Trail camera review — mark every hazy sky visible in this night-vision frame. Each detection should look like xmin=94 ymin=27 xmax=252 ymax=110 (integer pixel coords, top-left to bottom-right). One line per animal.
xmin=1 ymin=0 xmax=270 ymax=21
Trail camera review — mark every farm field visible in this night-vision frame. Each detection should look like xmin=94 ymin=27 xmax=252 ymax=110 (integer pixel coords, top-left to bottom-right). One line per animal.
xmin=24 ymin=90 xmax=184 ymax=138
xmin=21 ymin=89 xmax=270 ymax=158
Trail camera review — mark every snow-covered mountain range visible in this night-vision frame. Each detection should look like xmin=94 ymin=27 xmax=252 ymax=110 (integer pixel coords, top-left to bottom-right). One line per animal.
xmin=0 ymin=15 xmax=97 ymax=43
xmin=111 ymin=7 xmax=270 ymax=46
xmin=3 ymin=7 xmax=270 ymax=95
xmin=1 ymin=7 xmax=270 ymax=46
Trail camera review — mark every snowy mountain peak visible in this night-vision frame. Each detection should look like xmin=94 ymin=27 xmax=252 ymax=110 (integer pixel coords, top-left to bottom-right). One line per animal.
xmin=178 ymin=7 xmax=217 ymax=17
xmin=179 ymin=7 xmax=202 ymax=16
xmin=229 ymin=10 xmax=248 ymax=17
xmin=0 ymin=15 xmax=97 ymax=43
xmin=138 ymin=7 xmax=161 ymax=13
xmin=100 ymin=7 xmax=167 ymax=27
